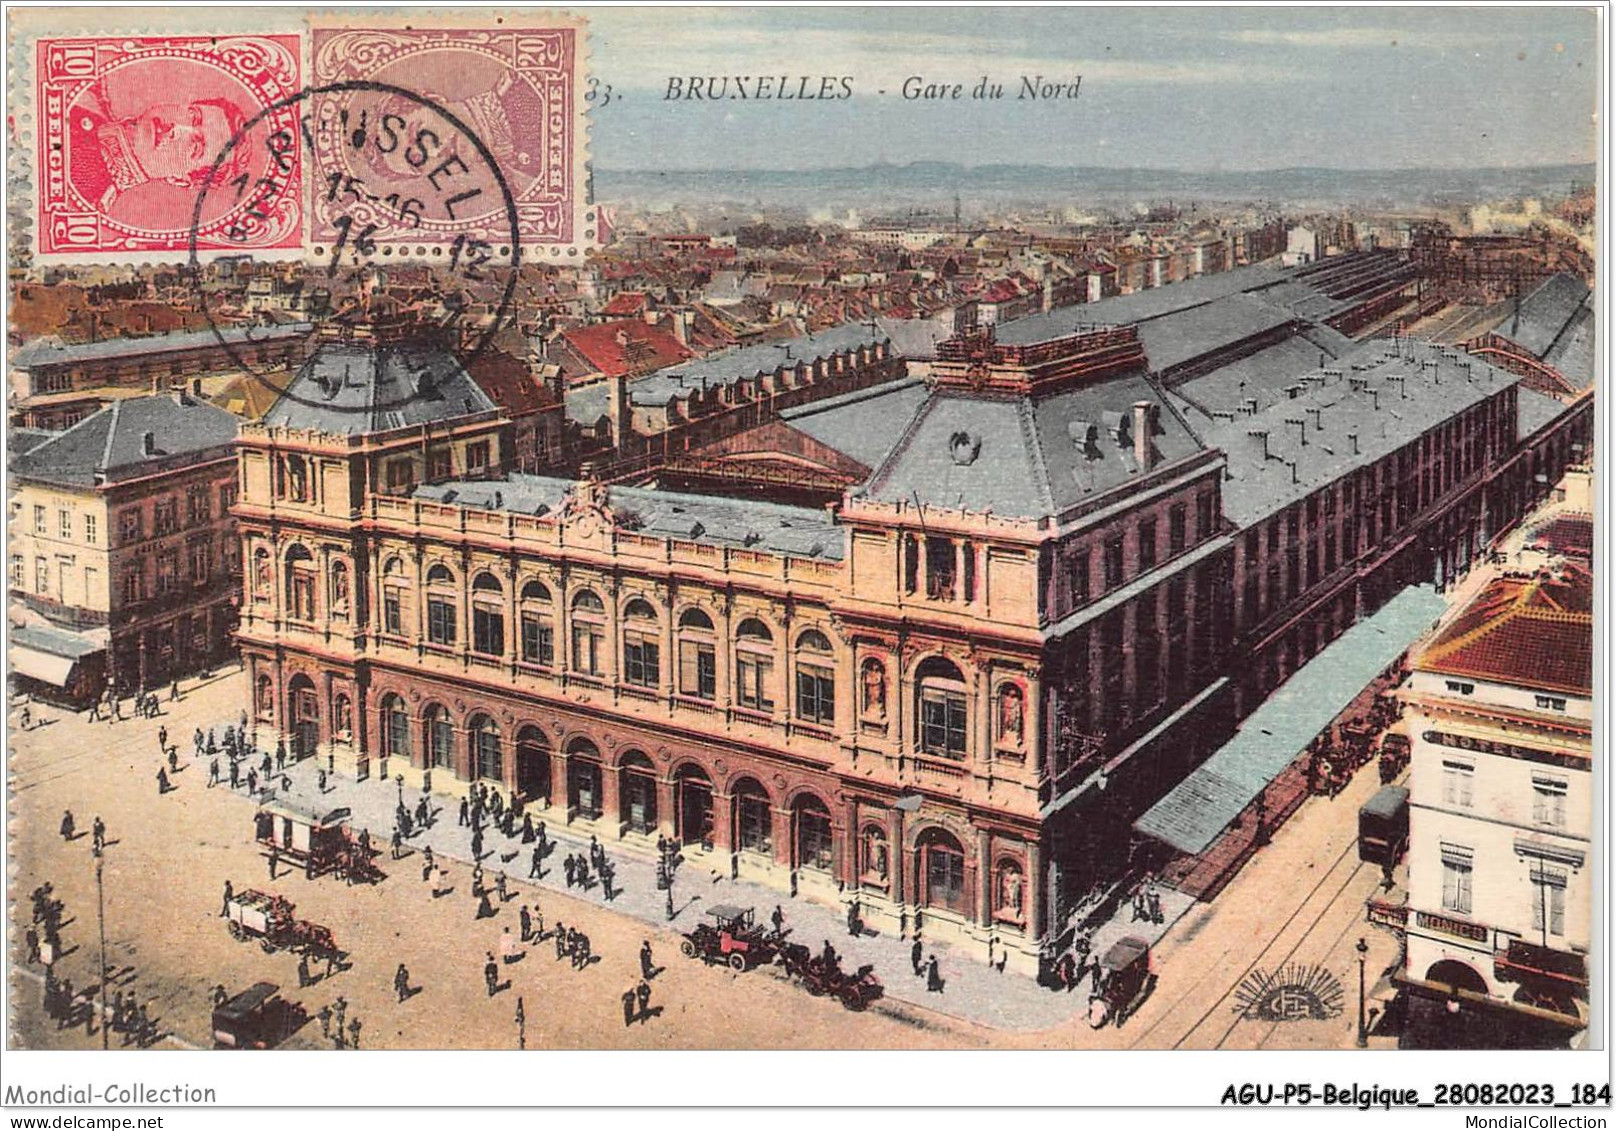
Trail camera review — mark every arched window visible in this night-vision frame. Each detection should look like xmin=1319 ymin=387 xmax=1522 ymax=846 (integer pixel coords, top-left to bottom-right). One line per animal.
xmin=570 ymin=589 xmax=605 ymax=676
xmin=424 ymin=705 xmax=455 ymax=770
xmin=734 ymin=618 xmax=775 ymax=712
xmin=622 ymin=598 xmax=660 ymax=688
xmin=381 ymin=557 xmax=408 ymax=635
xmin=471 ymin=716 xmax=502 ymax=781
xmin=425 ymin=564 xmax=456 ymax=646
xmin=795 ymin=630 xmax=835 ymax=726
xmin=678 ymin=608 xmax=716 ymax=700
xmin=619 ymin=750 xmax=658 ymax=835
xmin=382 ymin=694 xmax=411 ymax=760
xmin=860 ymin=825 xmax=890 ymax=887
xmin=994 ymin=859 xmax=1025 ymax=923
xmin=471 ymin=572 xmax=505 ymax=656
xmin=519 ymin=579 xmax=555 ymax=665
xmin=919 ymin=827 xmax=968 ymax=914
xmin=567 ymin=738 xmax=603 ymax=818
xmin=734 ymin=778 xmax=773 ymax=854
xmin=793 ymin=794 xmax=833 ymax=872
xmin=284 ymin=544 xmax=315 ymax=621
xmin=916 ymin=657 xmax=968 ymax=759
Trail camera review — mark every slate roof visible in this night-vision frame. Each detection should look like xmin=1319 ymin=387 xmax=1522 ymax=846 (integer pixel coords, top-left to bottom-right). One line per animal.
xmin=413 ymin=475 xmax=844 ymax=561
xmin=11 ymin=621 xmax=107 ymax=659
xmin=1206 ymin=340 xmax=1520 ymax=527
xmin=262 ymin=343 xmax=497 ymax=434
xmin=1416 ymin=562 xmax=1592 ymax=697
xmin=858 ymin=373 xmax=1204 ymax=519
xmin=10 ymin=393 xmax=240 ymax=487
xmin=12 ymin=323 xmax=313 ymax=368
xmin=780 ymin=378 xmax=931 ymax=471
xmin=1135 ymin=293 xmax=1296 ymax=374
xmin=1517 ymin=386 xmax=1571 ymax=442
xmin=1493 ymin=273 xmax=1590 ymax=359
xmin=10 ymin=428 xmax=58 ymax=455
xmin=1170 ymin=335 xmax=1348 ymax=422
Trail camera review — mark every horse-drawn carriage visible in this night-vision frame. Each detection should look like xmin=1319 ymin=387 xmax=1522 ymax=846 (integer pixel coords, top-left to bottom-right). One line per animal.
xmin=254 ymin=801 xmax=381 ymax=883
xmin=1087 ymin=937 xmax=1156 ymax=1029
xmin=224 ymin=888 xmax=340 ymax=960
xmin=776 ymin=941 xmax=884 ymax=1012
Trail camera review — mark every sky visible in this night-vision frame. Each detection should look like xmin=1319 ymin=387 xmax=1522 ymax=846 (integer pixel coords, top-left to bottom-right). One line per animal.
xmin=585 ymin=5 xmax=1601 ymax=171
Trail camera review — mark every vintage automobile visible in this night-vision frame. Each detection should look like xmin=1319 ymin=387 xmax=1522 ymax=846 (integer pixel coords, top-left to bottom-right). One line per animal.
xmin=1087 ymin=936 xmax=1155 ymax=1029
xmin=679 ymin=904 xmax=778 ymax=972
xmin=224 ymin=888 xmax=341 ymax=960
xmin=211 ymin=982 xmax=305 ymax=1050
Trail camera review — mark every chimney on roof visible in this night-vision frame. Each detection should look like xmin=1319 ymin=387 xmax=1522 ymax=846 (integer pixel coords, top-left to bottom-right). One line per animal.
xmin=1347 ymin=431 xmax=1360 ymax=455
xmin=191 ymin=378 xmax=203 ymax=397
xmin=141 ymin=431 xmax=157 ymax=456
xmin=607 ymin=371 xmax=631 ymax=450
xmin=1247 ymin=428 xmax=1269 ymax=461
xmin=1131 ymin=401 xmax=1157 ymax=471
xmin=1285 ymin=416 xmax=1307 ymax=446
xmin=1305 ymin=405 xmax=1323 ymax=431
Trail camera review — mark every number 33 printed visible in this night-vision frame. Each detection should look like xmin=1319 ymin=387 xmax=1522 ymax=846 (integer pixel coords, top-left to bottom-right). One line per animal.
xmin=587 ymin=77 xmax=613 ymax=107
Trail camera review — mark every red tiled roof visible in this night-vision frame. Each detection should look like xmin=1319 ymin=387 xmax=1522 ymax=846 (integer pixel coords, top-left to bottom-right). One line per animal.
xmin=601 ymin=291 xmax=649 ymax=317
xmin=561 ymin=319 xmax=692 ymax=378
xmin=1419 ymin=563 xmax=1593 ymax=696
xmin=1525 ymin=513 xmax=1594 ymax=560
xmin=464 ymin=348 xmax=558 ymax=415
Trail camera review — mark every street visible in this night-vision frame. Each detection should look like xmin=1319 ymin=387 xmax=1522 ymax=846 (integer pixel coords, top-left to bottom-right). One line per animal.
xmin=9 ymin=664 xmax=1403 ymax=1052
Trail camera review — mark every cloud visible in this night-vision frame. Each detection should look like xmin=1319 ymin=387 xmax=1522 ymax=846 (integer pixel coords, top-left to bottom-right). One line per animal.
xmin=593 ymin=15 xmax=1308 ymax=89
xmin=1218 ymin=27 xmax=1503 ymax=49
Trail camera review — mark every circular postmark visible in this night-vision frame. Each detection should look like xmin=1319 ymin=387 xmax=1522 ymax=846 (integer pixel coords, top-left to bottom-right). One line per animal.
xmin=186 ymin=80 xmax=522 ymax=414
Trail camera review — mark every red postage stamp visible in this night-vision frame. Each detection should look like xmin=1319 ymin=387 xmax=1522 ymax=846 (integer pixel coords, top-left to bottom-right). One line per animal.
xmin=34 ymin=34 xmax=304 ymax=260
xmin=309 ymin=23 xmax=588 ymax=257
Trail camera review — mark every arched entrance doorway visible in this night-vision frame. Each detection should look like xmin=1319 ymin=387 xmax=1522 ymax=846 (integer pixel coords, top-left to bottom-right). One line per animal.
xmin=917 ymin=826 xmax=969 ymax=917
xmin=286 ymin=674 xmax=319 ymax=760
xmin=673 ymin=764 xmax=714 ymax=849
xmin=567 ymin=738 xmax=603 ymax=820
xmin=1425 ymin=959 xmax=1489 ymax=997
xmin=792 ymin=793 xmax=835 ymax=873
xmin=732 ymin=777 xmax=773 ymax=857
xmin=618 ymin=751 xmax=658 ymax=836
xmin=516 ymin=726 xmax=551 ymax=805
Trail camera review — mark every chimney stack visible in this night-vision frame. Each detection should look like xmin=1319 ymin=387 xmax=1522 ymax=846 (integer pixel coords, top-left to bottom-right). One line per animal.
xmin=1131 ymin=401 xmax=1156 ymax=471
xmin=1285 ymin=416 xmax=1308 ymax=446
xmin=1347 ymin=431 xmax=1360 ymax=455
xmin=606 ymin=371 xmax=631 ymax=450
xmin=1247 ymin=428 xmax=1269 ymax=461
xmin=141 ymin=431 xmax=157 ymax=456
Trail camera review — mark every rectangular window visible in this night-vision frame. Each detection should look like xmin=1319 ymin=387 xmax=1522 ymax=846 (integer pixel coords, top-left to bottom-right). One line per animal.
xmin=926 ymin=842 xmax=967 ymax=914
xmin=571 ymin=623 xmax=603 ymax=676
xmin=121 ymin=569 xmax=142 ymax=605
xmin=1441 ymin=760 xmax=1474 ymax=809
xmin=1534 ymin=694 xmax=1568 ymax=713
xmin=1532 ymin=776 xmax=1568 ymax=830
xmin=219 ymin=483 xmax=238 ymax=513
xmin=189 ymin=540 xmax=210 ymax=584
xmin=1103 ymin=535 xmax=1124 ymax=589
xmin=35 ymin=558 xmax=49 ymax=594
xmin=84 ymin=514 xmax=97 ymax=545
xmin=920 ymin=688 xmax=968 ymax=758
xmin=1172 ymin=506 xmax=1190 ymax=556
xmin=1138 ymin=518 xmax=1157 ymax=570
xmin=155 ymin=550 xmax=178 ymax=595
xmin=290 ymin=572 xmax=315 ymax=620
xmin=1531 ymin=866 xmax=1567 ymax=938
xmin=680 ymin=640 xmax=716 ymax=699
xmin=1444 ymin=680 xmax=1475 ymax=696
xmin=427 ymin=597 xmax=457 ymax=646
xmin=153 ymin=499 xmax=178 ymax=536
xmin=472 ymin=606 xmax=505 ymax=655
xmin=119 ymin=509 xmax=143 ymax=544
xmin=466 ymin=441 xmax=491 ymax=474
xmin=383 ymin=590 xmax=404 ymax=635
xmin=187 ymin=487 xmax=211 ymax=526
xmin=9 ymin=555 xmax=23 ymax=589
xmin=736 ymin=653 xmax=774 ymax=711
xmin=33 ymin=505 xmax=46 ymax=534
xmin=1440 ymin=845 xmax=1474 ymax=915
xmin=796 ymin=665 xmax=835 ymax=725
xmin=624 ymin=636 xmax=660 ymax=687
xmin=385 ymin=460 xmax=416 ymax=494
xmin=1196 ymin=491 xmax=1215 ymax=539
xmin=738 ymin=795 xmax=772 ymax=853
xmin=521 ymin=613 xmax=554 ymax=665
xmin=59 ymin=509 xmax=71 ymax=538
xmin=427 ymin=448 xmax=453 ymax=481
xmin=1067 ymin=548 xmax=1091 ymax=607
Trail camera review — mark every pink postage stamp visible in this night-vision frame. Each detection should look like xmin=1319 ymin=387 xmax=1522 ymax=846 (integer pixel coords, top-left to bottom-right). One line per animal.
xmin=309 ymin=23 xmax=587 ymax=257
xmin=33 ymin=33 xmax=304 ymax=259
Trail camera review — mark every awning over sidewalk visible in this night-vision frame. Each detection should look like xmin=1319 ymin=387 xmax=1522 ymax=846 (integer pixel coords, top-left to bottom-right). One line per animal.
xmin=1133 ymin=584 xmax=1446 ymax=856
xmin=10 ymin=645 xmax=77 ymax=687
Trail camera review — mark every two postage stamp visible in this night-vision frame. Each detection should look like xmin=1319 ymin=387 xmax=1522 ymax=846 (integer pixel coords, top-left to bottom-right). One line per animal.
xmin=20 ymin=13 xmax=590 ymax=262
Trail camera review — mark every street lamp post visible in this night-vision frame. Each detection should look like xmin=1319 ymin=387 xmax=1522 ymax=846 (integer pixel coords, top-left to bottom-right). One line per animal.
xmin=95 ymin=843 xmax=108 ymax=1050
xmin=1356 ymin=937 xmax=1370 ymax=1048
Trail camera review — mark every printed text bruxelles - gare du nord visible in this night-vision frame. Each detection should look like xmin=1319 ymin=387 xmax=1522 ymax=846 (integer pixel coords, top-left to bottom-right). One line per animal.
xmin=662 ymin=74 xmax=1083 ymax=101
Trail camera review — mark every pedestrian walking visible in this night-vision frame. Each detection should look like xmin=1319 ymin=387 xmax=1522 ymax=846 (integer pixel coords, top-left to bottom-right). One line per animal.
xmin=318 ymin=1005 xmax=332 ymax=1040
xmin=926 ymin=955 xmax=944 ymax=994
xmin=515 ymin=997 xmax=526 ymax=1050
xmin=416 ymin=796 xmax=430 ymax=829
xmin=276 ymin=746 xmax=286 ymax=773
xmin=536 ymin=820 xmax=548 ymax=853
xmin=911 ymin=938 xmax=924 ymax=977
xmin=640 ymin=940 xmax=656 ymax=980
xmin=772 ymin=905 xmax=786 ymax=937
xmin=622 ymin=987 xmax=637 ymax=1027
xmin=229 ymin=759 xmax=241 ymax=789
xmin=59 ymin=809 xmax=75 ymax=841
xmin=267 ymin=845 xmax=280 ymax=880
xmin=431 ymin=867 xmax=451 ymax=898
xmin=88 ymin=697 xmax=103 ymax=722
xmin=394 ymin=963 xmax=411 ymax=1002
xmin=529 ymin=844 xmax=543 ymax=879
xmin=390 ymin=827 xmax=403 ymax=860
xmin=589 ymin=834 xmax=602 ymax=870
xmin=563 ymin=854 xmax=576 ymax=888
xmin=477 ymin=890 xmax=495 ymax=920
xmin=347 ymin=1018 xmax=362 ymax=1050
xmin=575 ymin=932 xmax=592 ymax=970
xmin=170 ymin=679 xmax=180 ymax=702
xmin=156 ymin=767 xmax=171 ymax=794
xmin=471 ymin=826 xmax=484 ymax=861
xmin=500 ymin=926 xmax=521 ymax=964
xmin=24 ymin=925 xmax=40 ymax=964
xmin=496 ymin=871 xmax=508 ymax=902
xmin=298 ymin=952 xmax=312 ymax=989
xmin=92 ymin=816 xmax=106 ymax=853
xmin=599 ymin=860 xmax=615 ymax=901
xmin=317 ymin=768 xmax=328 ymax=794
xmin=246 ymin=768 xmax=258 ymax=796
xmin=636 ymin=980 xmax=651 ymax=1022
xmin=158 ymin=725 xmax=168 ymax=752
xmin=221 ymin=880 xmax=234 ymax=917
xmin=259 ymin=752 xmax=272 ymax=779
xmin=846 ymin=897 xmax=861 ymax=937
xmin=458 ymin=798 xmax=469 ymax=827
xmin=421 ymin=845 xmax=435 ymax=882
xmin=522 ymin=814 xmax=535 ymax=843
xmin=208 ymin=757 xmax=220 ymax=787
xmin=520 ymin=904 xmax=533 ymax=942
xmin=554 ymin=921 xmax=566 ymax=961
xmin=167 ymin=747 xmax=178 ymax=775
xmin=484 ymin=953 xmax=499 ymax=997
xmin=471 ymin=862 xmax=484 ymax=897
